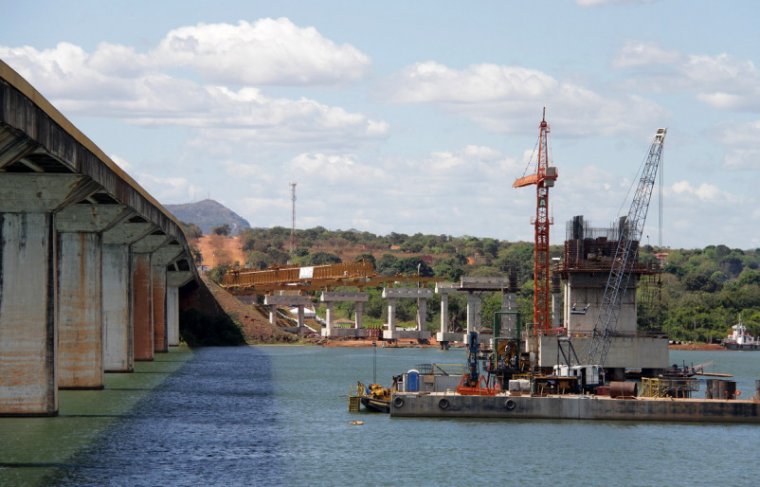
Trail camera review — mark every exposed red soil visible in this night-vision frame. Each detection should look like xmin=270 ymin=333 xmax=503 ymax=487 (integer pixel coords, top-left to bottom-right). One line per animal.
xmin=668 ymin=343 xmax=726 ymax=351
xmin=193 ymin=235 xmax=246 ymax=268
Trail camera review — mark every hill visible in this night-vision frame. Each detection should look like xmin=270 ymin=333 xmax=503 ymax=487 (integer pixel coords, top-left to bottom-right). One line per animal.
xmin=166 ymin=199 xmax=250 ymax=235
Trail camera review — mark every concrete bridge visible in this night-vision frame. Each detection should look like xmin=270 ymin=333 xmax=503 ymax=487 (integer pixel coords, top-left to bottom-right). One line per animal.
xmin=0 ymin=60 xmax=198 ymax=415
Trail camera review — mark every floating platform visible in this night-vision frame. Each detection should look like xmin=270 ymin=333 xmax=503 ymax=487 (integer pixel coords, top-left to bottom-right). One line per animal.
xmin=389 ymin=393 xmax=760 ymax=423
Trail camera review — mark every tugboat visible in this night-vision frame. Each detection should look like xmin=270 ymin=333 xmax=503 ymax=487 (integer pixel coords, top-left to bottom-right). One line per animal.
xmin=355 ymin=382 xmax=392 ymax=413
xmin=723 ymin=317 xmax=759 ymax=350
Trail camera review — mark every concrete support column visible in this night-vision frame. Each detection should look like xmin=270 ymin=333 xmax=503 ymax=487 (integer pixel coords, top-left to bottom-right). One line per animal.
xmin=325 ymin=302 xmax=334 ymax=335
xmin=466 ymin=292 xmax=480 ymax=335
xmin=387 ymin=299 xmax=397 ymax=334
xmin=551 ymin=291 xmax=561 ymax=328
xmin=166 ymin=286 xmax=179 ymax=347
xmin=166 ymin=270 xmax=192 ymax=347
xmin=102 ymin=244 xmax=132 ymax=371
xmin=440 ymin=294 xmax=449 ymax=334
xmin=354 ymin=302 xmax=364 ymax=330
xmin=0 ymin=212 xmax=58 ymax=415
xmin=151 ymin=265 xmax=167 ymax=353
xmin=297 ymin=305 xmax=305 ymax=329
xmin=269 ymin=307 xmax=276 ymax=325
xmin=503 ymin=291 xmax=516 ymax=310
xmin=131 ymin=252 xmax=153 ymax=361
xmin=57 ymin=232 xmax=103 ymax=389
xmin=416 ymin=298 xmax=427 ymax=332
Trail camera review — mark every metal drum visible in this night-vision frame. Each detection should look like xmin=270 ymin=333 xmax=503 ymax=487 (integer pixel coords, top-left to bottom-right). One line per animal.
xmin=609 ymin=381 xmax=637 ymax=398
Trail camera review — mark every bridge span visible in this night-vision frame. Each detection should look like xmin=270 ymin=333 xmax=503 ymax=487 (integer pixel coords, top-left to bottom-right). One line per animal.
xmin=0 ymin=60 xmax=198 ymax=415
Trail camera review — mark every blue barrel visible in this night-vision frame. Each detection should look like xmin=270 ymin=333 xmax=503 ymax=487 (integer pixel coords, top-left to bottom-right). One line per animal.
xmin=406 ymin=369 xmax=420 ymax=392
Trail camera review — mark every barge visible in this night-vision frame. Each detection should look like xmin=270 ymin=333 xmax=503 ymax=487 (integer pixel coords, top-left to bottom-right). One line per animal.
xmin=389 ymin=392 xmax=760 ymax=423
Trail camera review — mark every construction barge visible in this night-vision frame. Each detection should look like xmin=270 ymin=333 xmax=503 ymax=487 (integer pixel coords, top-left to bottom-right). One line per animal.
xmin=389 ymin=392 xmax=760 ymax=423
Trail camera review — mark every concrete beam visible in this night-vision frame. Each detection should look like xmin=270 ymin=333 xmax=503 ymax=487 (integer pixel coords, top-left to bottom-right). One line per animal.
xmin=167 ymin=270 xmax=194 ymax=288
xmin=435 ymin=282 xmax=459 ymax=294
xmin=265 ymin=295 xmax=312 ymax=306
xmin=459 ymin=276 xmax=510 ymax=291
xmin=132 ymin=234 xmax=171 ymax=255
xmin=0 ymin=129 xmax=38 ymax=169
xmin=56 ymin=204 xmax=131 ymax=233
xmin=382 ymin=288 xmax=433 ymax=299
xmin=0 ymin=174 xmax=89 ymax=212
xmin=320 ymin=291 xmax=369 ymax=302
xmin=102 ymin=220 xmax=155 ymax=245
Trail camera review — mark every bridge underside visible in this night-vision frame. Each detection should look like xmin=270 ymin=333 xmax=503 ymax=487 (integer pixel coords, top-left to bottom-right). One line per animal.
xmin=0 ymin=61 xmax=197 ymax=415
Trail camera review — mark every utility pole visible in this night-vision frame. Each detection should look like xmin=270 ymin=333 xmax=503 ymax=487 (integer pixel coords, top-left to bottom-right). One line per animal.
xmin=290 ymin=182 xmax=297 ymax=256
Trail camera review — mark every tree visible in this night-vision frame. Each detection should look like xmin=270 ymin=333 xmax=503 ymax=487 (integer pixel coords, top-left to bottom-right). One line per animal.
xmin=212 ymin=224 xmax=231 ymax=236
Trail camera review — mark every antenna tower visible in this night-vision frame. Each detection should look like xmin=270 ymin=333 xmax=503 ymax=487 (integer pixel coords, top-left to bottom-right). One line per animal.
xmin=290 ymin=182 xmax=297 ymax=255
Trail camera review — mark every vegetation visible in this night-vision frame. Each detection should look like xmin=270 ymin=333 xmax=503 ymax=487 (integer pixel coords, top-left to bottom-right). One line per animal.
xmin=206 ymin=226 xmax=760 ymax=342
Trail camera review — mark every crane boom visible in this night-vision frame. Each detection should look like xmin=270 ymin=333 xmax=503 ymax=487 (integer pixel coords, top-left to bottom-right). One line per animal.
xmin=586 ymin=128 xmax=667 ymax=367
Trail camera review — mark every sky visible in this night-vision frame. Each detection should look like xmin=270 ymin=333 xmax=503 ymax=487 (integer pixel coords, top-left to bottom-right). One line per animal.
xmin=2 ymin=0 xmax=759 ymax=249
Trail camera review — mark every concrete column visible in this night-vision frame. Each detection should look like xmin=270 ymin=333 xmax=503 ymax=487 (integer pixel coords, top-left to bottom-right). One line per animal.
xmin=131 ymin=252 xmax=153 ymax=361
xmin=551 ymin=291 xmax=561 ymax=328
xmin=416 ymin=298 xmax=427 ymax=332
xmin=166 ymin=286 xmax=179 ymax=346
xmin=0 ymin=212 xmax=58 ymax=415
xmin=269 ymin=307 xmax=276 ymax=325
xmin=440 ymin=294 xmax=449 ymax=334
xmin=297 ymin=305 xmax=305 ymax=329
xmin=354 ymin=302 xmax=364 ymax=329
xmin=102 ymin=244 xmax=132 ymax=371
xmin=57 ymin=232 xmax=103 ymax=389
xmin=325 ymin=302 xmax=334 ymax=335
xmin=149 ymin=245 xmax=181 ymax=354
xmin=387 ymin=299 xmax=397 ymax=334
xmin=466 ymin=292 xmax=480 ymax=335
xmin=503 ymin=291 xmax=516 ymax=310
xmin=151 ymin=265 xmax=167 ymax=352
xmin=0 ymin=173 xmax=92 ymax=415
xmin=166 ymin=269 xmax=192 ymax=348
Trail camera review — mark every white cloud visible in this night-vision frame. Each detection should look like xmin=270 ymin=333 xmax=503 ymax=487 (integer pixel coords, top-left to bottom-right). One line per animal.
xmin=670 ymin=180 xmax=726 ymax=202
xmin=153 ymin=19 xmax=370 ymax=85
xmin=386 ymin=61 xmax=665 ymax=136
xmin=613 ymin=41 xmax=680 ymax=68
xmin=0 ymin=19 xmax=384 ymax=148
xmin=109 ymin=154 xmax=132 ymax=171
xmin=136 ymin=173 xmax=201 ymax=202
xmin=613 ymin=44 xmax=760 ymax=112
xmin=716 ymin=120 xmax=760 ymax=169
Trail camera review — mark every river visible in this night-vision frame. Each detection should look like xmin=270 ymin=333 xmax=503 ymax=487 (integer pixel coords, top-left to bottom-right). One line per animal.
xmin=5 ymin=346 xmax=760 ymax=486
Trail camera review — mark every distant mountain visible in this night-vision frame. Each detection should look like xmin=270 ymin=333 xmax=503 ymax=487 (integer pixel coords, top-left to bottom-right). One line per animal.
xmin=166 ymin=199 xmax=251 ymax=235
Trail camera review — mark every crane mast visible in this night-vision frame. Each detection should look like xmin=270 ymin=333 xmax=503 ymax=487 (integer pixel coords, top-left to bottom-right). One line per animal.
xmin=514 ymin=109 xmax=558 ymax=335
xmin=586 ymin=128 xmax=667 ymax=367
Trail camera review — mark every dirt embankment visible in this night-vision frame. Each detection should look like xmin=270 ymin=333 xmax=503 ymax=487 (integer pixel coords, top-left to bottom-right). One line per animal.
xmin=193 ymin=235 xmax=247 ymax=268
xmin=668 ymin=343 xmax=725 ymax=351
xmin=200 ymin=275 xmax=295 ymax=343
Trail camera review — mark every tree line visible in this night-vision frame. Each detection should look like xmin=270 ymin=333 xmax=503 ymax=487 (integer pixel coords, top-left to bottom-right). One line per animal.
xmin=187 ymin=223 xmax=760 ymax=342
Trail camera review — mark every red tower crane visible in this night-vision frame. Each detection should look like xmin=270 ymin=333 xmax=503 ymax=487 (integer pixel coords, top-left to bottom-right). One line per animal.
xmin=513 ymin=109 xmax=558 ymax=335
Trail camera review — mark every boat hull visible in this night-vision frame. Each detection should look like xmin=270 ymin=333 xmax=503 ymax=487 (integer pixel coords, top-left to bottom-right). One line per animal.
xmin=360 ymin=396 xmax=390 ymax=413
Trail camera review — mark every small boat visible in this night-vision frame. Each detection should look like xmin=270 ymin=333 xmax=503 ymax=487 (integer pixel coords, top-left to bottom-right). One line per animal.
xmin=723 ymin=318 xmax=759 ymax=350
xmin=356 ymin=382 xmax=391 ymax=413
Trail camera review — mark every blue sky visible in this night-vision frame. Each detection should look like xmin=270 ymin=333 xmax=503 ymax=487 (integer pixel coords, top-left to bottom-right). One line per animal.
xmin=2 ymin=0 xmax=759 ymax=249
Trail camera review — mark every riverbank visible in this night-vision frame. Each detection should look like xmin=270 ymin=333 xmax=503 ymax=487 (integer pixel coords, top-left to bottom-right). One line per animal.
xmin=0 ymin=346 xmax=194 ymax=486
xmin=668 ymin=343 xmax=725 ymax=351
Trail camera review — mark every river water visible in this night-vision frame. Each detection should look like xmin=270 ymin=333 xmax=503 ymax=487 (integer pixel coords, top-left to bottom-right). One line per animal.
xmin=36 ymin=347 xmax=760 ymax=485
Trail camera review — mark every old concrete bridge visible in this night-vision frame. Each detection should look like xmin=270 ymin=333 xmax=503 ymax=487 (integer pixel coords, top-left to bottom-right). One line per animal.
xmin=0 ymin=60 xmax=198 ymax=415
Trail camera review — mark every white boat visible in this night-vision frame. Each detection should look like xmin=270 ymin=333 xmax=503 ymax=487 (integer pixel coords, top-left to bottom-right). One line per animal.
xmin=723 ymin=318 xmax=759 ymax=350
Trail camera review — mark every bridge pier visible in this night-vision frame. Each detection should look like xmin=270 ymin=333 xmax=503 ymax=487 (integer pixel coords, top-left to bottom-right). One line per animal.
xmin=102 ymin=219 xmax=154 ymax=372
xmin=0 ymin=212 xmax=59 ymax=415
xmin=0 ymin=173 xmax=91 ymax=414
xmin=56 ymin=203 xmax=129 ymax=389
xmin=131 ymin=234 xmax=170 ymax=361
